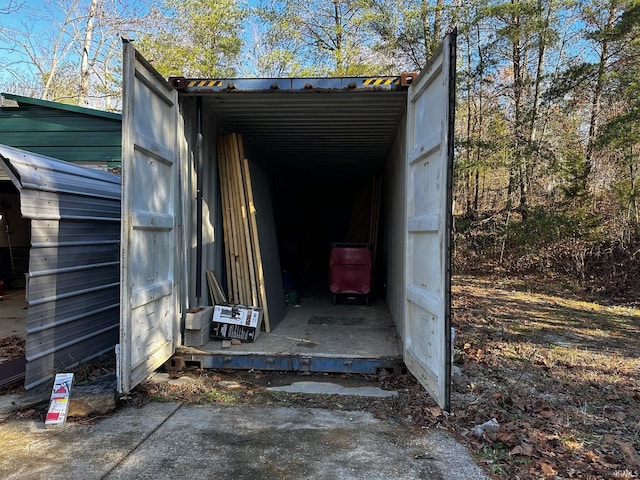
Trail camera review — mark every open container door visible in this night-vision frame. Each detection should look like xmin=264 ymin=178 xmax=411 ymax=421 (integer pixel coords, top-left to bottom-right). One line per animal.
xmin=403 ymin=31 xmax=456 ymax=411
xmin=118 ymin=40 xmax=182 ymax=393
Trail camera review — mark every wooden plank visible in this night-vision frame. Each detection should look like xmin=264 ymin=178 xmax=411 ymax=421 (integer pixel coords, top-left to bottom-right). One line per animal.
xmin=232 ymin=133 xmax=259 ymax=307
xmin=216 ymin=137 xmax=236 ymax=303
xmin=243 ymin=157 xmax=271 ymax=332
xmin=222 ymin=135 xmax=241 ymax=303
xmin=224 ymin=134 xmax=245 ymax=304
xmin=206 ymin=269 xmax=217 ymax=304
xmin=371 ymin=176 xmax=382 ymax=265
xmin=370 ymin=177 xmax=376 ymax=245
xmin=225 ymin=136 xmax=241 ymax=303
xmin=230 ymin=135 xmax=250 ymax=305
xmin=238 ymin=137 xmax=262 ymax=308
xmin=206 ymin=269 xmax=227 ymax=304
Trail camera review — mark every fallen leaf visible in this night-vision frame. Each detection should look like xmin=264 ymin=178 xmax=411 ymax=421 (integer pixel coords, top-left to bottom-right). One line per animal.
xmin=539 ymin=461 xmax=558 ymax=476
xmin=511 ymin=443 xmax=534 ymax=457
xmin=427 ymin=406 xmax=443 ymax=417
xmin=496 ymin=431 xmax=516 ymax=446
xmin=597 ymin=458 xmax=620 ymax=469
xmin=564 ymin=438 xmax=583 ymax=452
xmin=613 ymin=440 xmax=638 ymax=465
xmin=584 ymin=450 xmax=599 ymax=462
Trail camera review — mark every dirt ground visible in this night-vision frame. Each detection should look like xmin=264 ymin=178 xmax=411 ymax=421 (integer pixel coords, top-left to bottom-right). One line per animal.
xmin=447 ymin=275 xmax=640 ymax=479
xmin=2 ymin=274 xmax=639 ymax=479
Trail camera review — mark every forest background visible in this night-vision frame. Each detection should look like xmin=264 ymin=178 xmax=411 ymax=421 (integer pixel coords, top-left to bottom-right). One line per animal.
xmin=1 ymin=0 xmax=639 ymax=293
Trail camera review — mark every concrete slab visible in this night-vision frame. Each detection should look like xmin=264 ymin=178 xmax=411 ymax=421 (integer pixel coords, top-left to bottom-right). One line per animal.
xmin=267 ymin=381 xmax=397 ymax=398
xmin=0 ymin=393 xmax=22 ymax=421
xmin=149 ymin=373 xmax=199 ymax=387
xmin=0 ymin=402 xmax=489 ymax=480
xmin=0 ymin=402 xmax=181 ymax=480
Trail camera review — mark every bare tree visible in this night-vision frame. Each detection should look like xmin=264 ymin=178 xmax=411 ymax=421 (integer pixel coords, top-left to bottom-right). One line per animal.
xmin=0 ymin=0 xmax=150 ymax=110
xmin=0 ymin=0 xmax=24 ymax=15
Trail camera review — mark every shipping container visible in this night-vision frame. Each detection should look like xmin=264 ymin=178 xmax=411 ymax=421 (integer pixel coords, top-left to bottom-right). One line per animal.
xmin=118 ymin=32 xmax=456 ymax=410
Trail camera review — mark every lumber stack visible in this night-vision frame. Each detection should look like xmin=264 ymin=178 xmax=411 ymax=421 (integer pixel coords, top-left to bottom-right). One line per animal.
xmin=216 ymin=133 xmax=271 ymax=331
xmin=346 ymin=176 xmax=383 ymax=264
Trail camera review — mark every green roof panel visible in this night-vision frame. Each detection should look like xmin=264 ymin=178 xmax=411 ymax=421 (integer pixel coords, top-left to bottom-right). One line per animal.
xmin=0 ymin=93 xmax=122 ymax=168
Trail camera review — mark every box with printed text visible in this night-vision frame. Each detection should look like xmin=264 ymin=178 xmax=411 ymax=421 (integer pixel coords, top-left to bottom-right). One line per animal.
xmin=211 ymin=305 xmax=263 ymax=342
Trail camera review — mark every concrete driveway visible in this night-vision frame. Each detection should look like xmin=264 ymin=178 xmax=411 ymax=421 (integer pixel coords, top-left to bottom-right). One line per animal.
xmin=0 ymin=398 xmax=488 ymax=479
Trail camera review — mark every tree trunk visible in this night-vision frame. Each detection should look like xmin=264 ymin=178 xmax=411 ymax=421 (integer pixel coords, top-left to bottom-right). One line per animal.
xmin=79 ymin=0 xmax=100 ymax=106
xmin=474 ymin=22 xmax=484 ymax=215
xmin=584 ymin=6 xmax=617 ymax=190
xmin=465 ymin=27 xmax=474 ymax=216
xmin=511 ymin=1 xmax=527 ymax=214
xmin=332 ymin=0 xmax=343 ymax=73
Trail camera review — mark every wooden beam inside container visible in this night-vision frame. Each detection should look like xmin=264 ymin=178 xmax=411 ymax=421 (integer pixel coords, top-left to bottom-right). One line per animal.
xmin=216 ymin=137 xmax=236 ymax=303
xmin=233 ymin=133 xmax=259 ymax=307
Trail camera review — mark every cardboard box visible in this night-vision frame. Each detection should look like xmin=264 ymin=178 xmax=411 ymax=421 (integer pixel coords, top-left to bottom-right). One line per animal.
xmin=211 ymin=305 xmax=263 ymax=342
xmin=213 ymin=305 xmax=250 ymax=326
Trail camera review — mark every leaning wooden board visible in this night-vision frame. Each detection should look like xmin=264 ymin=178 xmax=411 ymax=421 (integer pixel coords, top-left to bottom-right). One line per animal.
xmin=243 ymin=157 xmax=271 ymax=331
xmin=244 ymin=156 xmax=286 ymax=331
xmin=216 ymin=133 xmax=286 ymax=331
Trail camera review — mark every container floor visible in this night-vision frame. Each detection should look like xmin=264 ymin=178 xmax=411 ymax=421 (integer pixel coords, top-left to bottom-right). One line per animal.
xmin=177 ymin=292 xmax=403 ymax=374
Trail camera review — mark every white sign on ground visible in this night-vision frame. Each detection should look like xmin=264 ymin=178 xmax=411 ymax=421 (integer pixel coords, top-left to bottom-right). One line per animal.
xmin=45 ymin=373 xmax=74 ymax=427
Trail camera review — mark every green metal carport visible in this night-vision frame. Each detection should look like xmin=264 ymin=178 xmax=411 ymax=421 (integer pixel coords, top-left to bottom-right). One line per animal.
xmin=0 ymin=94 xmax=122 ymax=389
xmin=0 ymin=93 xmax=121 ymax=171
xmin=0 ymin=93 xmax=121 ymax=286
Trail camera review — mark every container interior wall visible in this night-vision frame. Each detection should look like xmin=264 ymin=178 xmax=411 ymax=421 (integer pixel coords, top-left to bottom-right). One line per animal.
xmin=383 ymin=114 xmax=407 ymax=338
xmin=180 ymin=97 xmax=224 ymax=311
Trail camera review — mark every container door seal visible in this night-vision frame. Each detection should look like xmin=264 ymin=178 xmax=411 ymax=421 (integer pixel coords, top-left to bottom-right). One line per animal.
xmin=403 ymin=30 xmax=456 ymax=411
xmin=118 ymin=40 xmax=182 ymax=393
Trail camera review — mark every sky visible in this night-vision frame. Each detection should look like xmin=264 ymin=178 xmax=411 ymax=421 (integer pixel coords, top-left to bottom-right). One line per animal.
xmin=0 ymin=0 xmax=262 ymax=82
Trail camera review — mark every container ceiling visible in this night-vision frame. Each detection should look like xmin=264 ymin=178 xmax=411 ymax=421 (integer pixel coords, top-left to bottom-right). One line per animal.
xmin=203 ymin=90 xmax=407 ymax=176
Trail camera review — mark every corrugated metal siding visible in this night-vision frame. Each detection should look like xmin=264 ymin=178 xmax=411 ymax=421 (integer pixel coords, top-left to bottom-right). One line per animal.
xmin=0 ymin=93 xmax=121 ymax=169
xmin=202 ymin=91 xmax=406 ymax=174
xmin=0 ymin=144 xmax=121 ymax=390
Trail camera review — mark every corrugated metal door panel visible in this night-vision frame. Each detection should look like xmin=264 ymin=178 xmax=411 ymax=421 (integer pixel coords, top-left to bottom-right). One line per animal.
xmin=403 ymin=31 xmax=456 ymax=411
xmin=118 ymin=41 xmax=180 ymax=393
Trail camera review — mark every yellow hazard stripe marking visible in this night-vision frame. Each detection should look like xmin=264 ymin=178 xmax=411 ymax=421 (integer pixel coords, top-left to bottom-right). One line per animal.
xmin=362 ymin=78 xmax=399 ymax=86
xmin=187 ymin=80 xmax=223 ymax=88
